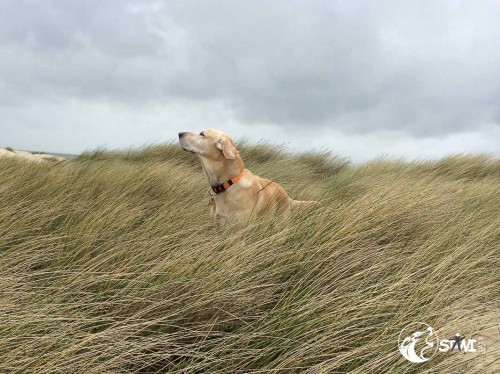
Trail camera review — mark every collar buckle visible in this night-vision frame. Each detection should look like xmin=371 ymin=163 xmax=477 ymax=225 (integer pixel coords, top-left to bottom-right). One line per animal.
xmin=211 ymin=170 xmax=244 ymax=194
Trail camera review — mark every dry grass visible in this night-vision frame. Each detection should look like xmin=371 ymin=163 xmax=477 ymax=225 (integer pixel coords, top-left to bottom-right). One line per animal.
xmin=0 ymin=144 xmax=498 ymax=373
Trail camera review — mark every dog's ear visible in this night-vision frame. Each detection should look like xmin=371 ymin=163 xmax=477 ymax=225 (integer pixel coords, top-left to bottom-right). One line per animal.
xmin=216 ymin=137 xmax=237 ymax=159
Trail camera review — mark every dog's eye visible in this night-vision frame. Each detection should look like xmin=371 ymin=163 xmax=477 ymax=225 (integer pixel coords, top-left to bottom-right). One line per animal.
xmin=200 ymin=132 xmax=205 ymax=137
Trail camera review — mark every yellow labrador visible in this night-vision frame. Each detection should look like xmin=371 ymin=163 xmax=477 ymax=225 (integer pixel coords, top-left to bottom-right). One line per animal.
xmin=179 ymin=128 xmax=316 ymax=229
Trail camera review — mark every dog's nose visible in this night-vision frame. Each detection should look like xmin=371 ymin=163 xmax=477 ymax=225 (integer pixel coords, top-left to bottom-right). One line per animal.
xmin=178 ymin=132 xmax=186 ymax=138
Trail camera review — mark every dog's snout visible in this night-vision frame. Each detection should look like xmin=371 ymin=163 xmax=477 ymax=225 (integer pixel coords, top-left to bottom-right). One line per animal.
xmin=178 ymin=132 xmax=186 ymax=138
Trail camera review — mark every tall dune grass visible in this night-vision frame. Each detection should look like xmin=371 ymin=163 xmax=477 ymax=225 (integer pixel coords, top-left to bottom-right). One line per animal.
xmin=0 ymin=145 xmax=498 ymax=373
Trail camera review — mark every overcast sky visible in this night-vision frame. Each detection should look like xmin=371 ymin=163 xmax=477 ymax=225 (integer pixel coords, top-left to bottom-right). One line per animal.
xmin=1 ymin=0 xmax=499 ymax=161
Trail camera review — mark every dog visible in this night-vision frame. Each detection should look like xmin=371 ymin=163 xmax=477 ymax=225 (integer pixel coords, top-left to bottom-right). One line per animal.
xmin=178 ymin=128 xmax=316 ymax=229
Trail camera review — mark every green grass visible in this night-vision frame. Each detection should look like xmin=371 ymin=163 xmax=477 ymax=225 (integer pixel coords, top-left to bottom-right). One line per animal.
xmin=0 ymin=144 xmax=498 ymax=373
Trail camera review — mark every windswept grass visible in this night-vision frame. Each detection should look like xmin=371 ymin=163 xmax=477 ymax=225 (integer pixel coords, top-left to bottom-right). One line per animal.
xmin=0 ymin=144 xmax=498 ymax=373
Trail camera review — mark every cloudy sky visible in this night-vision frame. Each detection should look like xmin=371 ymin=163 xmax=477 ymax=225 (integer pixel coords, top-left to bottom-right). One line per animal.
xmin=1 ymin=0 xmax=499 ymax=161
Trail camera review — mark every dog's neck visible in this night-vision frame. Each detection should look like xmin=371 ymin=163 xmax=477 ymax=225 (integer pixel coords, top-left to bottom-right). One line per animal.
xmin=198 ymin=155 xmax=245 ymax=187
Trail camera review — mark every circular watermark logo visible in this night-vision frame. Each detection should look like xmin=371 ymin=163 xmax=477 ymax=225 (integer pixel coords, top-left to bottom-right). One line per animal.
xmin=398 ymin=322 xmax=439 ymax=363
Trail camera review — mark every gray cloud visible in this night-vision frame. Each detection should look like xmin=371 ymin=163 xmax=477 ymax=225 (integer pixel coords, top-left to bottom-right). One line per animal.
xmin=0 ymin=0 xmax=499 ymax=156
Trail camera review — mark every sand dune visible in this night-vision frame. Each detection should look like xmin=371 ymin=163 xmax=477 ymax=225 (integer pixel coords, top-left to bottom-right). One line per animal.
xmin=0 ymin=147 xmax=66 ymax=162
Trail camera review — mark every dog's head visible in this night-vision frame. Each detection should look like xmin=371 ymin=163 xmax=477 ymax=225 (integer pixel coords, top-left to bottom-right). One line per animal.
xmin=178 ymin=128 xmax=238 ymax=160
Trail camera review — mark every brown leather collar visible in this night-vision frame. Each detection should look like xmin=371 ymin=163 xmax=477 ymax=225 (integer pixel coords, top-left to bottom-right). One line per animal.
xmin=211 ymin=170 xmax=245 ymax=194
